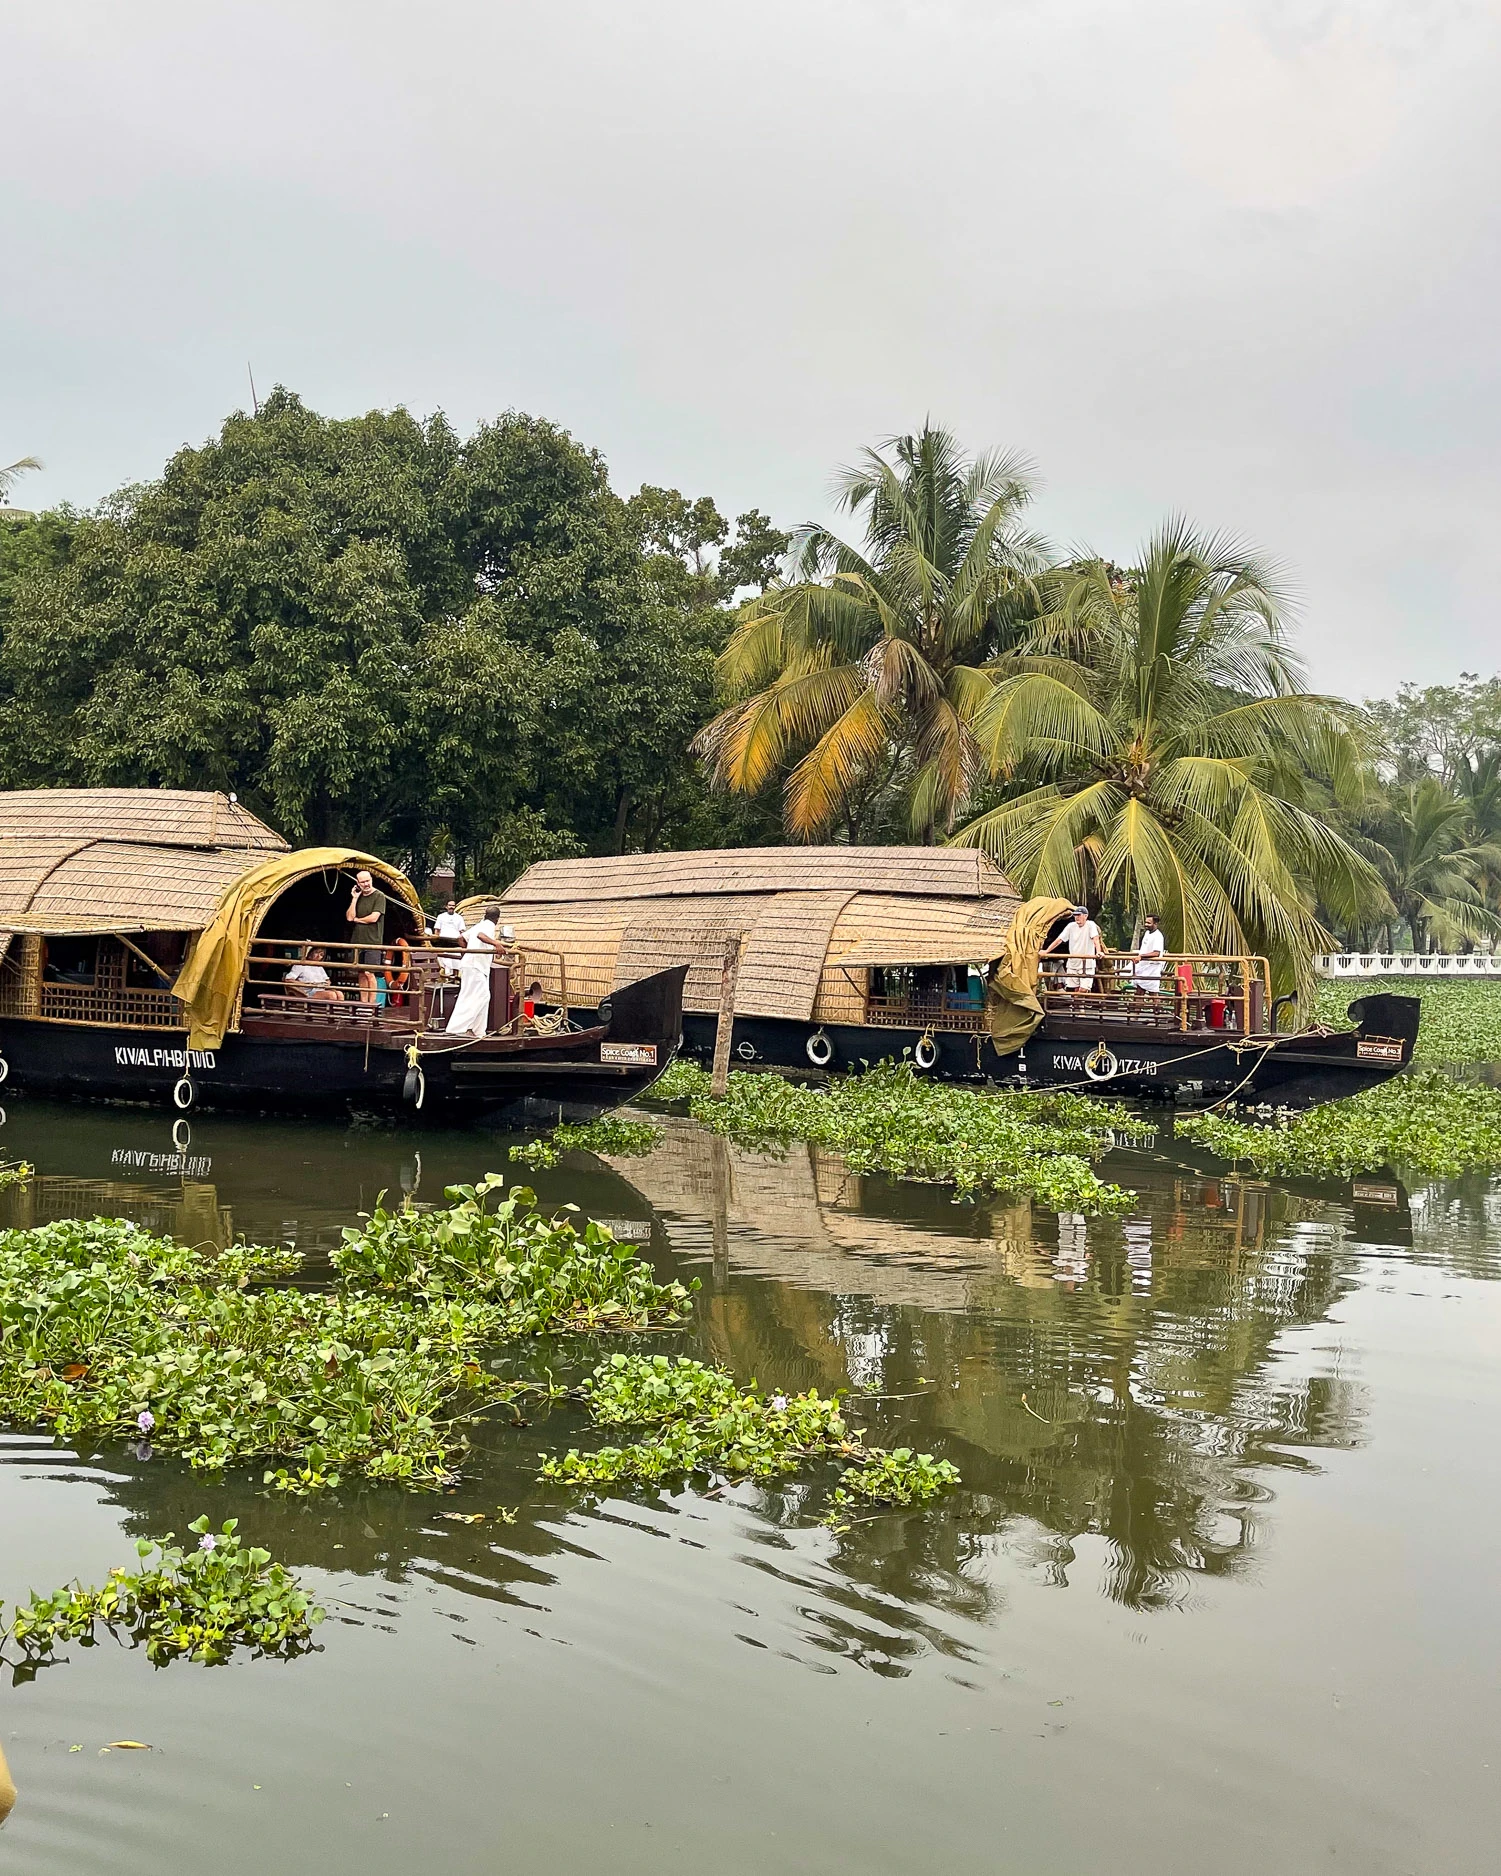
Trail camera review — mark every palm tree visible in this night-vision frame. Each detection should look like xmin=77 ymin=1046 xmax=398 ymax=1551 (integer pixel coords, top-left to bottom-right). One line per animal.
xmin=0 ymin=455 xmax=41 ymax=506
xmin=694 ymin=424 xmax=1047 ymax=841
xmin=1363 ymin=775 xmax=1501 ymax=950
xmin=950 ymin=518 xmax=1381 ymax=988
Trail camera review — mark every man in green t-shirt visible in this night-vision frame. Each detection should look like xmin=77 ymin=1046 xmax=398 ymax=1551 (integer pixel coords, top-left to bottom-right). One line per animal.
xmin=347 ymin=869 xmax=387 ymax=1006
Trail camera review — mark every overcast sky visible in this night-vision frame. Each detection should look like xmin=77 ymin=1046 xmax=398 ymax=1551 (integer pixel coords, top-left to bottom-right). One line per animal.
xmin=3 ymin=0 xmax=1497 ymax=693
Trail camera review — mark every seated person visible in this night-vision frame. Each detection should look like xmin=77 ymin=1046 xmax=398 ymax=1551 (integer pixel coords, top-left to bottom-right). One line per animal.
xmin=284 ymin=946 xmax=344 ymax=1003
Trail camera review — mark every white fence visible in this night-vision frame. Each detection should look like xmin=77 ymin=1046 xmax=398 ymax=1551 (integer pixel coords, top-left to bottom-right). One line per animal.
xmin=1316 ymin=952 xmax=1501 ymax=978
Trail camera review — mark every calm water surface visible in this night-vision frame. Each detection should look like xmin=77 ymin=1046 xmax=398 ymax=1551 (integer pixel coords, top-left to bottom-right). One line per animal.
xmin=1 ymin=1094 xmax=1498 ymax=1874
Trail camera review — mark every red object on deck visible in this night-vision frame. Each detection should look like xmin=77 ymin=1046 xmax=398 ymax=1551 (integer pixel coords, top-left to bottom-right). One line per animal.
xmin=1206 ymin=997 xmax=1227 ymax=1029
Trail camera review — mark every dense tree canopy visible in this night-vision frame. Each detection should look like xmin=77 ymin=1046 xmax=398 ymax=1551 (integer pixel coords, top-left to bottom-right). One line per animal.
xmin=0 ymin=392 xmax=784 ymax=885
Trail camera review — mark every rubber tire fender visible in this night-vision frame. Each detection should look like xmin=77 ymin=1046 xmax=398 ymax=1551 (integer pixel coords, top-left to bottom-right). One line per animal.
xmin=914 ymin=1034 xmax=938 ymax=1071
xmin=806 ymin=1028 xmax=834 ymax=1068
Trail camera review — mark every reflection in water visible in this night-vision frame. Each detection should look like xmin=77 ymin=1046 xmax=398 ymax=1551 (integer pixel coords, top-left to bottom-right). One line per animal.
xmin=2 ymin=1097 xmax=1494 ymax=1624
xmin=2 ymin=1096 xmax=1500 ymax=1875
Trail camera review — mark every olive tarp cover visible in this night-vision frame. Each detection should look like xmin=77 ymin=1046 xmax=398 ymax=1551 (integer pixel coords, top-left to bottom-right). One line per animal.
xmin=173 ymin=849 xmax=424 ymax=1051
xmin=985 ymin=896 xmax=1075 ymax=1055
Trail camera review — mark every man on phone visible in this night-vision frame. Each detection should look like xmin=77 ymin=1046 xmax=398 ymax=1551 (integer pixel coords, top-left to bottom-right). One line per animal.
xmin=347 ymin=869 xmax=387 ymax=1006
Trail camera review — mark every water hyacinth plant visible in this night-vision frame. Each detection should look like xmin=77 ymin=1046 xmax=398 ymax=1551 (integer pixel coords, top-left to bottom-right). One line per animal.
xmin=0 ymin=1182 xmax=693 ymax=1492
xmin=648 ymin=1059 xmax=1133 ymax=1212
xmin=0 ymin=1160 xmax=33 ymax=1190
xmin=508 ymin=1115 xmax=664 ymax=1171
xmin=3 ymin=1517 xmax=324 ymax=1666
xmin=543 ymin=1353 xmax=961 ymax=1518
xmin=1176 ymin=1070 xmax=1501 ymax=1179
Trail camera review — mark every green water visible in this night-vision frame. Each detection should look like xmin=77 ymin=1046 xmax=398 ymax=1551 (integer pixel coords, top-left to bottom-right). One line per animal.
xmin=1 ymin=1095 xmax=1498 ymax=1873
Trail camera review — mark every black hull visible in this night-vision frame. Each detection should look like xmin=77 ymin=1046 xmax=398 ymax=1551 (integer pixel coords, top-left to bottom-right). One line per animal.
xmin=669 ymin=1010 xmax=1412 ymax=1108
xmin=0 ymin=968 xmax=688 ymax=1124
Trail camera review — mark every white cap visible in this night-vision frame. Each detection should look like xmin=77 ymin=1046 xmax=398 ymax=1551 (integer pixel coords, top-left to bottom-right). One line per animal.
xmin=500 ymin=924 xmax=515 ymax=941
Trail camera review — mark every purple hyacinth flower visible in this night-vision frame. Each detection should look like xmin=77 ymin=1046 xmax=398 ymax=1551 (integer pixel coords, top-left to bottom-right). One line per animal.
xmin=137 ymin=1410 xmax=155 ymax=1433
xmin=198 ymin=1534 xmax=216 ymax=1552
xmin=771 ymin=1394 xmax=788 ymax=1412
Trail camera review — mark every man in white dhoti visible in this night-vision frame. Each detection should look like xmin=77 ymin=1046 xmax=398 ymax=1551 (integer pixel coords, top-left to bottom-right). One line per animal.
xmin=1132 ymin=914 xmax=1166 ymax=994
xmin=445 ymin=902 xmax=503 ymax=1036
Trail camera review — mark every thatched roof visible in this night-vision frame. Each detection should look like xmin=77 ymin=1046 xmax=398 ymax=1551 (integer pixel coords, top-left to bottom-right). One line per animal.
xmin=0 ymin=788 xmax=285 ymax=852
xmin=481 ymin=845 xmax=1022 ymax=1020
xmin=0 ymin=788 xmax=290 ymax=943
xmin=503 ymin=846 xmax=1011 ymax=905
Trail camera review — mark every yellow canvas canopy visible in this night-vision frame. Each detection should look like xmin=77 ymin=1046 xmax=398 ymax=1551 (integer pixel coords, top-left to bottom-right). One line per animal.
xmin=173 ymin=848 xmax=423 ymax=1050
xmin=985 ymin=896 xmax=1074 ymax=1055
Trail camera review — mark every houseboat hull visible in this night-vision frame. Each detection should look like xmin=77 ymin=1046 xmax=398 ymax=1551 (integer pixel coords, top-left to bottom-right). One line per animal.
xmin=0 ymin=967 xmax=688 ymax=1123
xmin=671 ymin=1002 xmax=1417 ymax=1108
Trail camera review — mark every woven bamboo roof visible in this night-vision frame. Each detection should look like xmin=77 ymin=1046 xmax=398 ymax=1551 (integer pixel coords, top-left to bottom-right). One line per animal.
xmin=0 ymin=788 xmax=292 ymax=937
xmin=0 ymin=843 xmax=273 ymax=935
xmin=0 ymin=789 xmax=286 ymax=853
xmin=502 ymin=846 xmax=1012 ymax=905
xmin=826 ymin=892 xmax=1019 ymax=968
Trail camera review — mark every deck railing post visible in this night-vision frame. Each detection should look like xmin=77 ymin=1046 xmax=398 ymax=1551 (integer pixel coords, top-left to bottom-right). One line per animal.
xmin=710 ymin=934 xmax=745 ymax=1098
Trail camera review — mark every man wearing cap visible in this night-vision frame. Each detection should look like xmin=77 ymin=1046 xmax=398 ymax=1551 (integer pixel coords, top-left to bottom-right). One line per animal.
xmin=1044 ymin=904 xmax=1104 ymax=992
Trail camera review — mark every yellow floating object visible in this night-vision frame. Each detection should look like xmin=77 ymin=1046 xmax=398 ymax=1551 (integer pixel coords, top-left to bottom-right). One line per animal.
xmin=106 ymin=1741 xmax=152 ymax=1750
xmin=0 ymin=1741 xmax=15 ymax=1823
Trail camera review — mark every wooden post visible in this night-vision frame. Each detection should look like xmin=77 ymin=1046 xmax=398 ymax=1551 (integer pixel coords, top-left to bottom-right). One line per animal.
xmin=710 ymin=934 xmax=744 ymax=1098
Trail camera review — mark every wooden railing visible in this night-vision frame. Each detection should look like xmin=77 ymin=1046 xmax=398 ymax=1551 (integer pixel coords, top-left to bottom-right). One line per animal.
xmin=241 ymin=938 xmax=573 ymax=1037
xmin=865 ymin=993 xmax=987 ymax=1034
xmin=1037 ymin=952 xmax=1269 ymax=1035
xmin=856 ymin=953 xmax=1273 ymax=1036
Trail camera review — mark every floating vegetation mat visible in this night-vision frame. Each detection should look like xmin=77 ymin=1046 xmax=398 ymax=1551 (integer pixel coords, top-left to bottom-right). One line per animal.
xmin=1176 ymin=1070 xmax=1501 ymax=1179
xmin=0 ymin=1181 xmax=692 ymax=1493
xmin=3 ymin=1518 xmax=324 ymax=1669
xmin=544 ymin=1353 xmax=957 ymax=1526
xmin=0 ymin=1180 xmax=961 ymax=1521
xmin=0 ymin=1161 xmax=32 ymax=1191
xmin=509 ymin=1114 xmax=663 ymax=1170
xmin=643 ymin=1059 xmax=1134 ymax=1213
xmin=1314 ymin=976 xmax=1501 ymax=1064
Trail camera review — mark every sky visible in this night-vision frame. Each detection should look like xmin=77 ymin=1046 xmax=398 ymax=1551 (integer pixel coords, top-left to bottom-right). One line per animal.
xmin=3 ymin=0 xmax=1498 ymax=695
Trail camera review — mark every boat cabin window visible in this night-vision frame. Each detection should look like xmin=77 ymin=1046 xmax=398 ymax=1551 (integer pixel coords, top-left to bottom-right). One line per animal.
xmin=865 ymin=963 xmax=987 ymax=1031
xmin=43 ymin=936 xmax=101 ymax=985
xmin=11 ymin=931 xmax=194 ymax=1030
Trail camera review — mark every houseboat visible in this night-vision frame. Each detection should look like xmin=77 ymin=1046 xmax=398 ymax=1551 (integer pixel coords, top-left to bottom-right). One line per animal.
xmin=482 ymin=847 xmax=1418 ymax=1107
xmin=0 ymin=789 xmax=684 ymax=1119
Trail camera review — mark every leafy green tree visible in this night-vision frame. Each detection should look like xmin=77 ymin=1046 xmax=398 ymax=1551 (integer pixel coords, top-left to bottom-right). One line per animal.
xmin=1359 ymin=775 xmax=1501 ymax=949
xmin=1363 ymin=671 xmax=1501 ymax=784
xmin=0 ymin=393 xmax=756 ymax=880
xmin=952 ymin=519 xmax=1380 ymax=987
xmin=695 ymin=422 xmax=1046 ymax=841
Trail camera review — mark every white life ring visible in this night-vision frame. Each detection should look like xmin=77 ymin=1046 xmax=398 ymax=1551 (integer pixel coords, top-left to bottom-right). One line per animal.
xmin=914 ymin=1034 xmax=939 ymax=1071
xmin=1084 ymin=1044 xmax=1118 ymax=1083
xmin=172 ymin=1075 xmax=196 ymax=1111
xmin=736 ymin=1039 xmax=757 ymax=1061
xmin=806 ymin=1029 xmax=834 ymax=1067
xmin=0 ymin=1055 xmax=8 ymax=1084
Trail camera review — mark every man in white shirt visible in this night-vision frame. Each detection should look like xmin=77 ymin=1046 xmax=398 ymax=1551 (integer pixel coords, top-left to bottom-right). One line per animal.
xmin=432 ymin=900 xmax=467 ymax=942
xmin=284 ymin=946 xmax=343 ymax=1003
xmin=1045 ymin=905 xmax=1104 ymax=990
xmin=1133 ymin=913 xmax=1166 ymax=994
